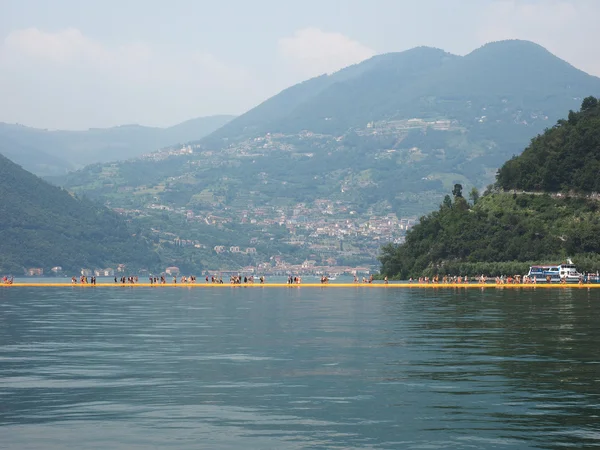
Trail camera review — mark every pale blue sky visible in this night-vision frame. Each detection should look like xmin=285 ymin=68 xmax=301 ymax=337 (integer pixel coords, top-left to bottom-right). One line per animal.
xmin=1 ymin=0 xmax=598 ymax=129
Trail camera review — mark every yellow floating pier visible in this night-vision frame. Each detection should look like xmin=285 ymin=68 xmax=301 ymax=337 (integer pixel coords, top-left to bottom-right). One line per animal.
xmin=3 ymin=283 xmax=600 ymax=288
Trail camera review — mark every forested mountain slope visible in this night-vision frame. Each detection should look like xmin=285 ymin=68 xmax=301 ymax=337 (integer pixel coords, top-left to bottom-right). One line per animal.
xmin=205 ymin=40 xmax=600 ymax=140
xmin=379 ymin=97 xmax=600 ymax=279
xmin=497 ymin=96 xmax=600 ymax=192
xmin=0 ymin=154 xmax=159 ymax=274
xmin=206 ymin=47 xmax=456 ymax=141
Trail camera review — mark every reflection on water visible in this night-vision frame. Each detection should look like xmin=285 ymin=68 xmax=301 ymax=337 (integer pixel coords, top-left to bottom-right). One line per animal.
xmin=0 ymin=287 xmax=599 ymax=449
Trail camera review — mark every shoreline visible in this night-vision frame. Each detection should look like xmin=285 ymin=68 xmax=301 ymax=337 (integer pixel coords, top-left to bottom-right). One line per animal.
xmin=2 ymin=282 xmax=600 ymax=288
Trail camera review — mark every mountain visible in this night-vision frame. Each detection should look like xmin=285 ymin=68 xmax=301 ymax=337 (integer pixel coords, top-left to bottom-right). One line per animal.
xmin=0 ymin=115 xmax=235 ymax=176
xmin=161 ymin=115 xmax=237 ymax=144
xmin=379 ymin=97 xmax=600 ymax=279
xmin=205 ymin=47 xmax=456 ymax=141
xmin=207 ymin=40 xmax=599 ymax=139
xmin=57 ymin=40 xmax=600 ymax=271
xmin=0 ymin=153 xmax=160 ymax=275
xmin=189 ymin=40 xmax=600 ymax=212
xmin=0 ymin=135 xmax=73 ymax=177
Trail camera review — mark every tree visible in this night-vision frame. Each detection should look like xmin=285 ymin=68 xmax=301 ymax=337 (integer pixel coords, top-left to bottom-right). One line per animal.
xmin=568 ymin=110 xmax=578 ymax=126
xmin=469 ymin=187 xmax=480 ymax=205
xmin=581 ymin=96 xmax=598 ymax=111
xmin=496 ymin=98 xmax=600 ymax=193
xmin=442 ymin=195 xmax=452 ymax=208
xmin=452 ymin=183 xmax=463 ymax=198
xmin=453 ymin=196 xmax=470 ymax=212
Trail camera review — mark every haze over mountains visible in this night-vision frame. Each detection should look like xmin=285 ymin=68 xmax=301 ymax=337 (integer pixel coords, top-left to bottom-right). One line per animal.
xmin=64 ymin=40 xmax=600 ymax=204
xmin=52 ymin=40 xmax=600 ymax=271
xmin=0 ymin=115 xmax=234 ymax=177
xmin=207 ymin=40 xmax=599 ymax=141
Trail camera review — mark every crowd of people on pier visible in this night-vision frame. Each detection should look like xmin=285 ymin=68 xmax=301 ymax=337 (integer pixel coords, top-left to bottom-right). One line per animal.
xmin=352 ymin=275 xmax=376 ymax=284
xmin=43 ymin=274 xmax=272 ymax=285
xmin=228 ymin=275 xmax=265 ymax=284
xmin=3 ymin=272 xmax=597 ymax=285
xmin=408 ymin=274 xmax=588 ymax=284
xmin=71 ymin=276 xmax=97 ymax=284
xmin=410 ymin=275 xmax=488 ymax=284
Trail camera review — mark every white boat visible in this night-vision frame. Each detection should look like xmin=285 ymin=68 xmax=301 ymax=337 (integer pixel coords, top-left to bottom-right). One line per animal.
xmin=524 ymin=259 xmax=583 ymax=283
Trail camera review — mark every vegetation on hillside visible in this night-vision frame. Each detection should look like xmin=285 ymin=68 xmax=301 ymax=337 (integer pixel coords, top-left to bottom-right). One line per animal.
xmin=380 ymin=98 xmax=600 ymax=278
xmin=56 ymin=42 xmax=600 ymax=270
xmin=62 ymin=42 xmax=600 ymax=211
xmin=60 ymin=43 xmax=600 ymax=218
xmin=205 ymin=40 xmax=600 ymax=139
xmin=0 ymin=154 xmax=160 ymax=274
xmin=497 ymin=96 xmax=600 ymax=192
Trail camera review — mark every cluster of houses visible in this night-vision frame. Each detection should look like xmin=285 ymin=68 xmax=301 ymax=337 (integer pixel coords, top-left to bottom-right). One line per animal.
xmin=213 ymin=246 xmax=256 ymax=254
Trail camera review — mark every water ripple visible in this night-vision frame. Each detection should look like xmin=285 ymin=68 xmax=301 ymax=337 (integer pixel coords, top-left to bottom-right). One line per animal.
xmin=1 ymin=287 xmax=599 ymax=448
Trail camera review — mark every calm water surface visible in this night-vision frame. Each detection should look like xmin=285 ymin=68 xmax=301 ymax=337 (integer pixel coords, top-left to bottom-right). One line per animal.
xmin=1 ymin=286 xmax=599 ymax=449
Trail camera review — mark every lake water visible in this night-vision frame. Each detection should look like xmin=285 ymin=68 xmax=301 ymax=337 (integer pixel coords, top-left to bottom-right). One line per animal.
xmin=1 ymin=286 xmax=599 ymax=449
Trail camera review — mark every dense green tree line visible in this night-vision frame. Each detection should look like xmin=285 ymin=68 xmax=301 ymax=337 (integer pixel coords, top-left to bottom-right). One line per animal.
xmin=497 ymin=97 xmax=600 ymax=192
xmin=379 ymin=193 xmax=600 ymax=278
xmin=380 ymin=98 xmax=600 ymax=278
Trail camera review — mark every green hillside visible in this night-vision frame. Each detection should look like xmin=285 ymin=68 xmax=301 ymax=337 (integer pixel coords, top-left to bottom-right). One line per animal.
xmin=0 ymin=154 xmax=160 ymax=275
xmin=63 ymin=40 xmax=600 ymax=205
xmin=379 ymin=97 xmax=600 ymax=279
xmin=57 ymin=41 xmax=600 ymax=271
xmin=192 ymin=40 xmax=600 ymax=209
xmin=497 ymin=96 xmax=600 ymax=192
xmin=205 ymin=76 xmax=332 ymax=142
xmin=206 ymin=47 xmax=456 ymax=141
xmin=205 ymin=40 xmax=600 ymax=139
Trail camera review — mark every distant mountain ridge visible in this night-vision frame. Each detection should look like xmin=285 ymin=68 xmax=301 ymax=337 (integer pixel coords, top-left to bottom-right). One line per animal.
xmin=204 ymin=40 xmax=599 ymax=143
xmin=0 ymin=115 xmax=235 ymax=176
xmin=0 ymin=135 xmax=72 ymax=177
xmin=205 ymin=47 xmax=454 ymax=141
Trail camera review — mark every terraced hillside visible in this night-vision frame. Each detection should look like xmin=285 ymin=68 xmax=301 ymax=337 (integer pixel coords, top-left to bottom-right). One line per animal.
xmin=57 ymin=40 xmax=600 ymax=271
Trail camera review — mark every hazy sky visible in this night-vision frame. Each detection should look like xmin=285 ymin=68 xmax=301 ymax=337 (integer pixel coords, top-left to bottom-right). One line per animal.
xmin=1 ymin=0 xmax=599 ymax=130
